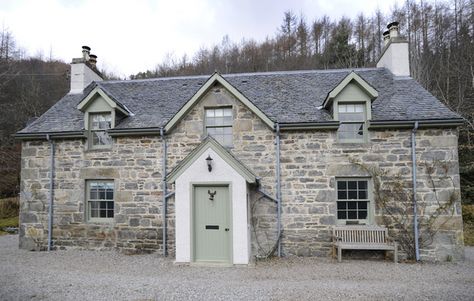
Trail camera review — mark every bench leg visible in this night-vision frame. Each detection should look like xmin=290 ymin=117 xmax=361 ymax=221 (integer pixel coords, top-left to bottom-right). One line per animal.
xmin=394 ymin=243 xmax=398 ymax=263
xmin=337 ymin=247 xmax=342 ymax=263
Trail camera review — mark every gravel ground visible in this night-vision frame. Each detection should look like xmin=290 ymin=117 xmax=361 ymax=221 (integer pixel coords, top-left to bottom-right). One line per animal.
xmin=1 ymin=235 xmax=473 ymax=301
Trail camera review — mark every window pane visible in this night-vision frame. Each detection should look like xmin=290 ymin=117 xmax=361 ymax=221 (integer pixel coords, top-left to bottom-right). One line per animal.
xmin=91 ymin=209 xmax=99 ymax=218
xmin=337 ymin=202 xmax=346 ymax=210
xmin=358 ymin=190 xmax=367 ymax=199
xmin=100 ymin=209 xmax=107 ymax=218
xmin=215 ymin=108 xmax=223 ymax=117
xmin=358 ymin=201 xmax=368 ymax=210
xmin=337 ymin=211 xmax=347 ymax=219
xmin=355 ymin=104 xmax=364 ymax=112
xmin=107 ymin=201 xmax=114 ymax=210
xmin=90 ymin=202 xmax=99 ymax=209
xmin=358 ymin=181 xmax=367 ymax=189
xmin=214 ymin=117 xmax=224 ymax=126
xmin=223 ymin=108 xmax=232 ymax=116
xmin=107 ymin=209 xmax=114 ymax=218
xmin=206 ymin=110 xmax=214 ymax=117
xmin=106 ymin=190 xmax=113 ymax=200
xmin=348 ymin=181 xmax=357 ymax=189
xmin=100 ymin=201 xmax=107 ymax=209
xmin=359 ymin=210 xmax=368 ymax=219
xmin=337 ymin=181 xmax=346 ymax=190
xmin=337 ymin=190 xmax=347 ymax=200
xmin=348 ymin=190 xmax=358 ymax=199
xmin=90 ymin=190 xmax=98 ymax=200
xmin=348 ymin=211 xmax=357 ymax=219
xmin=347 ymin=201 xmax=357 ymax=209
xmin=338 ymin=105 xmax=347 ymax=113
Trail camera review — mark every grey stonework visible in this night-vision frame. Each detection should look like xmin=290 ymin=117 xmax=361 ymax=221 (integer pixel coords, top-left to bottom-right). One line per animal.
xmin=19 ymin=84 xmax=463 ymax=261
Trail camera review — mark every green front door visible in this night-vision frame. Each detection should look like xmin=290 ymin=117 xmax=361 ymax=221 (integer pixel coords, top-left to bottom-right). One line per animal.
xmin=193 ymin=185 xmax=231 ymax=263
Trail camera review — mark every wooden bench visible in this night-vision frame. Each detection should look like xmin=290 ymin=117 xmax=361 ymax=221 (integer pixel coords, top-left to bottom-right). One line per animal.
xmin=333 ymin=225 xmax=398 ymax=263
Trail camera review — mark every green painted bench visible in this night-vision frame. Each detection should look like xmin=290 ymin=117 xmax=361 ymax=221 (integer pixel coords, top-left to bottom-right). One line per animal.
xmin=333 ymin=225 xmax=398 ymax=263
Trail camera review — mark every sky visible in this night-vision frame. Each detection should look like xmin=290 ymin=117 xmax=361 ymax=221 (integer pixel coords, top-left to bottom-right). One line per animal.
xmin=0 ymin=0 xmax=405 ymax=77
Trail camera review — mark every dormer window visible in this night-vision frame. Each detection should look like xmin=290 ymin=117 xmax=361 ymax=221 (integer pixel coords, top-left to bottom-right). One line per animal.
xmin=337 ymin=103 xmax=366 ymax=142
xmin=89 ymin=112 xmax=112 ymax=148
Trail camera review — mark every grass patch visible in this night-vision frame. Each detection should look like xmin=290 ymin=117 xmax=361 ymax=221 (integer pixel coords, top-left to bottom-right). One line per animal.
xmin=0 ymin=197 xmax=19 ymax=235
xmin=0 ymin=216 xmax=19 ymax=235
xmin=463 ymin=204 xmax=474 ymax=246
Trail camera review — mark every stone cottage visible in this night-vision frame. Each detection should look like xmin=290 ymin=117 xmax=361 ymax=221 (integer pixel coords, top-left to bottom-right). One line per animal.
xmin=16 ymin=23 xmax=464 ymax=264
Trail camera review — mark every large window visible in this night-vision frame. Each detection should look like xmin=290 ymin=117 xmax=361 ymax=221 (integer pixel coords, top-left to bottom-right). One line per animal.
xmin=336 ymin=179 xmax=370 ymax=224
xmin=337 ymin=103 xmax=366 ymax=142
xmin=89 ymin=112 xmax=112 ymax=148
xmin=87 ymin=181 xmax=114 ymax=221
xmin=205 ymin=107 xmax=233 ymax=147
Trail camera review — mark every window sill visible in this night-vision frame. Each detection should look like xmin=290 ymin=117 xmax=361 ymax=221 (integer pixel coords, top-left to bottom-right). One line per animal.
xmin=87 ymin=218 xmax=114 ymax=224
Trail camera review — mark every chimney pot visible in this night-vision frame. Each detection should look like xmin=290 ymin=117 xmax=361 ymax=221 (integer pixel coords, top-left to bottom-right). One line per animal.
xmin=387 ymin=21 xmax=399 ymax=39
xmin=89 ymin=54 xmax=97 ymax=68
xmin=383 ymin=30 xmax=391 ymax=46
xmin=82 ymin=45 xmax=91 ymax=61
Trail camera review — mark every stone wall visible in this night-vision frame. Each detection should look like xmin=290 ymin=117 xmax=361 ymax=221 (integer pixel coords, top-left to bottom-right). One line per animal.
xmin=278 ymin=128 xmax=463 ymax=261
xmin=19 ymin=83 xmax=464 ymax=261
xmin=20 ymin=136 xmax=165 ymax=254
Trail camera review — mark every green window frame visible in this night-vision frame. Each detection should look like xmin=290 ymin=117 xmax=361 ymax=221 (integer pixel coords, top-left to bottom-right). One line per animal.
xmin=336 ymin=178 xmax=371 ymax=224
xmin=89 ymin=112 xmax=112 ymax=149
xmin=205 ymin=107 xmax=233 ymax=147
xmin=86 ymin=180 xmax=114 ymax=222
xmin=337 ymin=103 xmax=366 ymax=143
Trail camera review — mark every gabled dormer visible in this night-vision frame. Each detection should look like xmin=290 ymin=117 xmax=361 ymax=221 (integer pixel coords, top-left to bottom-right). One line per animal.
xmin=77 ymin=86 xmax=131 ymax=149
xmin=323 ymin=72 xmax=378 ymax=143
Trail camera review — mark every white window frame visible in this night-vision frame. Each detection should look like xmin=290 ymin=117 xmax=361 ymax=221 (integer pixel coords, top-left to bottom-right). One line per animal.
xmin=336 ymin=103 xmax=367 ymax=143
xmin=88 ymin=112 xmax=113 ymax=149
xmin=336 ymin=178 xmax=372 ymax=225
xmin=205 ymin=107 xmax=233 ymax=147
xmin=86 ymin=180 xmax=115 ymax=223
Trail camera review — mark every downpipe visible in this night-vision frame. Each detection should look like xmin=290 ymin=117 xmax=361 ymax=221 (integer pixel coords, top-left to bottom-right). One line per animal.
xmin=160 ymin=128 xmax=168 ymax=257
xmin=275 ymin=123 xmax=282 ymax=257
xmin=411 ymin=121 xmax=420 ymax=261
xmin=46 ymin=134 xmax=55 ymax=251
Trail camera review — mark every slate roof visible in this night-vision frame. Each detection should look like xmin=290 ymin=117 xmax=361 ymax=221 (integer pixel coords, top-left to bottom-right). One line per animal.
xmin=18 ymin=67 xmax=461 ymax=134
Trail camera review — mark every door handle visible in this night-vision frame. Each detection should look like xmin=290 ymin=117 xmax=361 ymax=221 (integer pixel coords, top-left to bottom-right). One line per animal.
xmin=225 ymin=228 xmax=230 ymax=232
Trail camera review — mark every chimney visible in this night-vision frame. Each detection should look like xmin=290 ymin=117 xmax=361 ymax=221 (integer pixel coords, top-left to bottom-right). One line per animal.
xmin=376 ymin=21 xmax=410 ymax=77
xmin=69 ymin=46 xmax=103 ymax=94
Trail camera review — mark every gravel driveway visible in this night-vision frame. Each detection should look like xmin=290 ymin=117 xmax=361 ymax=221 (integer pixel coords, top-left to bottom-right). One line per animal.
xmin=1 ymin=235 xmax=473 ymax=301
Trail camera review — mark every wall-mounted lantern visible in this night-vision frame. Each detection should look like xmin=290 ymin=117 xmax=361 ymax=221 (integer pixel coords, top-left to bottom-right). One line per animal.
xmin=206 ymin=155 xmax=213 ymax=172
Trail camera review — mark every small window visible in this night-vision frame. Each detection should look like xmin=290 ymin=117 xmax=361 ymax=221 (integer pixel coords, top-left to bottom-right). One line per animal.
xmin=205 ymin=107 xmax=233 ymax=147
xmin=336 ymin=179 xmax=370 ymax=224
xmin=87 ymin=181 xmax=114 ymax=221
xmin=89 ymin=113 xmax=112 ymax=148
xmin=337 ymin=103 xmax=366 ymax=142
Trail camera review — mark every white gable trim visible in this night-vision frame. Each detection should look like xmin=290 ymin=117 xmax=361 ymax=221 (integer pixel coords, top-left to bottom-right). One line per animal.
xmin=77 ymin=87 xmax=129 ymax=116
xmin=323 ymin=71 xmax=378 ymax=108
xmin=167 ymin=136 xmax=257 ymax=184
xmin=164 ymin=73 xmax=274 ymax=132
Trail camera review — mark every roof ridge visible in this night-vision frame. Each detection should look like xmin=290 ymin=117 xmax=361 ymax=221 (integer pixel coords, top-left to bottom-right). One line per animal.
xmin=98 ymin=67 xmax=385 ymax=85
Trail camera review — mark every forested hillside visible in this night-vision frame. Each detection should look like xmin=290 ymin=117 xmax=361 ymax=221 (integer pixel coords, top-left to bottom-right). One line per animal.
xmin=0 ymin=0 xmax=473 ymax=203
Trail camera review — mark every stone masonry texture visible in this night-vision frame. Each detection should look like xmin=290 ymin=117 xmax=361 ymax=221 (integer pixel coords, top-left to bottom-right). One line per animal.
xmin=19 ymin=83 xmax=463 ymax=261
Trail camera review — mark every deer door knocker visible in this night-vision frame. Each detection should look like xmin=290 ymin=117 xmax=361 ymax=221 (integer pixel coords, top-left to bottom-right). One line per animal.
xmin=208 ymin=190 xmax=217 ymax=201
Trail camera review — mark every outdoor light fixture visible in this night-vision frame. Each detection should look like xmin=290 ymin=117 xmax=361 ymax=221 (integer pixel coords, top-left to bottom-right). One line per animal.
xmin=206 ymin=154 xmax=213 ymax=172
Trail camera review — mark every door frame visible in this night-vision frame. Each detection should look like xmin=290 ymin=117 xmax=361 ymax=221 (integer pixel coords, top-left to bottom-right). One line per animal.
xmin=190 ymin=182 xmax=233 ymax=263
